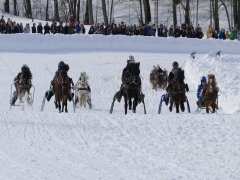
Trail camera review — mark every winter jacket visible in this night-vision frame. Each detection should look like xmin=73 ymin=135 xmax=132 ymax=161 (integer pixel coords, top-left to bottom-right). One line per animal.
xmin=44 ymin=25 xmax=51 ymax=34
xmin=225 ymin=32 xmax=230 ymax=39
xmin=149 ymin=28 xmax=155 ymax=36
xmin=37 ymin=25 xmax=43 ymax=34
xmin=197 ymin=84 xmax=203 ymax=99
xmin=230 ymin=31 xmax=236 ymax=40
xmin=168 ymin=27 xmax=173 ymax=37
xmin=75 ymin=25 xmax=80 ymax=34
xmin=23 ymin=27 xmax=30 ymax=33
xmin=173 ymin=28 xmax=181 ymax=38
xmin=32 ymin=27 xmax=36 ymax=33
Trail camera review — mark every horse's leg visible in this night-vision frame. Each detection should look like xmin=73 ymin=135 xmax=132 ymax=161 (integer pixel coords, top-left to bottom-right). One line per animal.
xmin=58 ymin=101 xmax=61 ymax=113
xmin=212 ymin=102 xmax=216 ymax=113
xmin=129 ymin=95 xmax=132 ymax=110
xmin=176 ymin=102 xmax=179 ymax=113
xmin=169 ymin=98 xmax=173 ymax=112
xmin=64 ymin=97 xmax=68 ymax=113
xmin=206 ymin=103 xmax=209 ymax=113
xmin=133 ymin=96 xmax=138 ymax=113
xmin=124 ymin=94 xmax=128 ymax=115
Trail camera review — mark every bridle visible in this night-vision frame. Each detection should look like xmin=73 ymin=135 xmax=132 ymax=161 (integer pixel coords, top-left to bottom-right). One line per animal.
xmin=56 ymin=70 xmax=68 ymax=88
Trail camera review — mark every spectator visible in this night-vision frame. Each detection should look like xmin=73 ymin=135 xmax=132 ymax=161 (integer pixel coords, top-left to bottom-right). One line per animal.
xmin=44 ymin=22 xmax=51 ymax=34
xmin=168 ymin=25 xmax=174 ymax=37
xmin=225 ymin=30 xmax=230 ymax=39
xmin=173 ymin=25 xmax=181 ymax=38
xmin=32 ymin=23 xmax=36 ymax=33
xmin=88 ymin=26 xmax=95 ymax=34
xmin=12 ymin=21 xmax=19 ymax=33
xmin=1 ymin=22 xmax=7 ymax=34
xmin=57 ymin=22 xmax=64 ymax=34
xmin=218 ymin=29 xmax=226 ymax=40
xmin=149 ymin=25 xmax=155 ymax=36
xmin=111 ymin=25 xmax=118 ymax=35
xmin=75 ymin=23 xmax=80 ymax=34
xmin=37 ymin=22 xmax=43 ymax=34
xmin=64 ymin=23 xmax=69 ymax=34
xmin=196 ymin=28 xmax=204 ymax=39
xmin=133 ymin=26 xmax=140 ymax=36
xmin=230 ymin=28 xmax=236 ymax=40
xmin=80 ymin=24 xmax=85 ymax=34
xmin=19 ymin=23 xmax=23 ymax=33
xmin=206 ymin=26 xmax=213 ymax=39
xmin=163 ymin=26 xmax=168 ymax=37
xmin=0 ymin=15 xmax=5 ymax=23
xmin=23 ymin=23 xmax=30 ymax=33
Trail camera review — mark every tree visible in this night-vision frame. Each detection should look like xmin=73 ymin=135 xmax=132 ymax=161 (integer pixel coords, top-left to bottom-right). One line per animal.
xmin=4 ymin=0 xmax=10 ymax=13
xmin=142 ymin=0 xmax=151 ymax=23
xmin=102 ymin=0 xmax=108 ymax=24
xmin=219 ymin=0 xmax=231 ymax=32
xmin=14 ymin=0 xmax=18 ymax=15
xmin=173 ymin=0 xmax=180 ymax=28
xmin=46 ymin=0 xmax=49 ymax=21
xmin=180 ymin=0 xmax=190 ymax=24
xmin=24 ymin=0 xmax=32 ymax=18
xmin=54 ymin=0 xmax=60 ymax=21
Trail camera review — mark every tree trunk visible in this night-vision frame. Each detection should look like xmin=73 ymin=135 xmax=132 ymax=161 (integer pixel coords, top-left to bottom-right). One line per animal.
xmin=109 ymin=0 xmax=114 ymax=24
xmin=73 ymin=0 xmax=77 ymax=22
xmin=173 ymin=0 xmax=177 ymax=28
xmin=139 ymin=0 xmax=143 ymax=24
xmin=196 ymin=0 xmax=199 ymax=28
xmin=185 ymin=0 xmax=190 ymax=24
xmin=214 ymin=0 xmax=219 ymax=31
xmin=142 ymin=0 xmax=151 ymax=23
xmin=238 ymin=0 xmax=240 ymax=29
xmin=233 ymin=0 xmax=238 ymax=26
xmin=25 ymin=0 xmax=32 ymax=18
xmin=54 ymin=0 xmax=60 ymax=22
xmin=88 ymin=0 xmax=94 ymax=24
xmin=77 ymin=0 xmax=80 ymax=22
xmin=84 ymin=0 xmax=89 ymax=24
xmin=220 ymin=0 xmax=231 ymax=32
xmin=46 ymin=0 xmax=49 ymax=21
xmin=4 ymin=0 xmax=10 ymax=13
xmin=14 ymin=0 xmax=17 ymax=15
xmin=102 ymin=0 xmax=108 ymax=25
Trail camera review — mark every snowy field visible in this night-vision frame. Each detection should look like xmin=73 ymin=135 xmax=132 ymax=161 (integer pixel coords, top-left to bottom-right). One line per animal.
xmin=0 ymin=17 xmax=240 ymax=179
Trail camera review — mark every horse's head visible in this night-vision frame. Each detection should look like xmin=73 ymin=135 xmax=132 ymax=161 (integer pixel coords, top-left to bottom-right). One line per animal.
xmin=150 ymin=66 xmax=158 ymax=77
xmin=203 ymin=74 xmax=218 ymax=95
xmin=58 ymin=70 xmax=68 ymax=88
xmin=127 ymin=62 xmax=140 ymax=85
xmin=79 ymin=72 xmax=89 ymax=86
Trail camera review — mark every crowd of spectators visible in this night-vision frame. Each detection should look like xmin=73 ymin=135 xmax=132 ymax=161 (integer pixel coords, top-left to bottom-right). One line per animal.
xmin=0 ymin=14 xmax=240 ymax=41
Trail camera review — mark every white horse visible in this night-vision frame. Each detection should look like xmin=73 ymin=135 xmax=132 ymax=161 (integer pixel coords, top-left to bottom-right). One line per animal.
xmin=75 ymin=72 xmax=91 ymax=108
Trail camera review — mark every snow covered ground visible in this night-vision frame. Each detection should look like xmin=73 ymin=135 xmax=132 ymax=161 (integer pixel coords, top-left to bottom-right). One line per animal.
xmin=0 ymin=17 xmax=240 ymax=179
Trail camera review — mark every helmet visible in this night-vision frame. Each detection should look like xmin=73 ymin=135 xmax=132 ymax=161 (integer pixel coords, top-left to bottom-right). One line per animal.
xmin=201 ymin=76 xmax=207 ymax=82
xmin=21 ymin=64 xmax=28 ymax=70
xmin=127 ymin=55 xmax=135 ymax=64
xmin=58 ymin=61 xmax=64 ymax=67
xmin=172 ymin=61 xmax=179 ymax=68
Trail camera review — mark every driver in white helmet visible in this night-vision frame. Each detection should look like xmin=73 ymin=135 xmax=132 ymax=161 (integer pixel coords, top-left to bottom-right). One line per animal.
xmin=116 ymin=55 xmax=135 ymax=102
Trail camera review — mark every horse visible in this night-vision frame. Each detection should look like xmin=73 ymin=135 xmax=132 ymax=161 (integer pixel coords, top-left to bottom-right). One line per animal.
xmin=75 ymin=72 xmax=91 ymax=108
xmin=122 ymin=62 xmax=143 ymax=115
xmin=150 ymin=66 xmax=168 ymax=91
xmin=53 ymin=70 xmax=71 ymax=113
xmin=201 ymin=74 xmax=218 ymax=113
xmin=11 ymin=70 xmax=32 ymax=105
xmin=168 ymin=68 xmax=188 ymax=113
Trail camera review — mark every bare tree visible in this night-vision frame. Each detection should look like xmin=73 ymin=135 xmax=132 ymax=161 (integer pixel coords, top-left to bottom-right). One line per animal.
xmin=142 ymin=0 xmax=151 ymax=23
xmin=46 ymin=0 xmax=49 ymax=21
xmin=180 ymin=0 xmax=190 ymax=24
xmin=233 ymin=0 xmax=238 ymax=26
xmin=77 ymin=0 xmax=80 ymax=22
xmin=4 ymin=0 xmax=10 ymax=13
xmin=54 ymin=0 xmax=60 ymax=21
xmin=102 ymin=0 xmax=108 ymax=24
xmin=219 ymin=0 xmax=231 ymax=31
xmin=14 ymin=0 xmax=18 ymax=15
xmin=238 ymin=0 xmax=240 ymax=28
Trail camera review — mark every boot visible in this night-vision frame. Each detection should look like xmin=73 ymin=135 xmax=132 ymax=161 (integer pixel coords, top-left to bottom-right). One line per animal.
xmin=68 ymin=92 xmax=74 ymax=101
xmin=47 ymin=88 xmax=54 ymax=101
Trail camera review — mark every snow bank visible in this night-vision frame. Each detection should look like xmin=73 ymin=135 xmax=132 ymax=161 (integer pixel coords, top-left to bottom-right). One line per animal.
xmin=185 ymin=52 xmax=240 ymax=114
xmin=0 ymin=33 xmax=240 ymax=54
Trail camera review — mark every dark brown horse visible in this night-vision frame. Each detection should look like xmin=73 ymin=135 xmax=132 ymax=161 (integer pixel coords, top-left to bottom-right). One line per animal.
xmin=150 ymin=67 xmax=168 ymax=91
xmin=122 ymin=62 xmax=143 ymax=115
xmin=54 ymin=70 xmax=71 ymax=113
xmin=201 ymin=74 xmax=218 ymax=113
xmin=168 ymin=68 xmax=188 ymax=113
xmin=11 ymin=70 xmax=32 ymax=105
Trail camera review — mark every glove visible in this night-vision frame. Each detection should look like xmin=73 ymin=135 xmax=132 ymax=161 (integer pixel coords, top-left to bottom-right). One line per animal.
xmin=185 ymin=83 xmax=189 ymax=92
